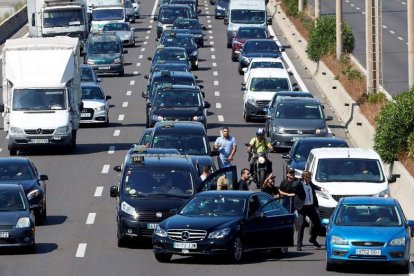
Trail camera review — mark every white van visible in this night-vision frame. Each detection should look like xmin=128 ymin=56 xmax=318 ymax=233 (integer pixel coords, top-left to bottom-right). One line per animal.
xmin=224 ymin=0 xmax=272 ymax=48
xmin=305 ymin=148 xmax=392 ymax=219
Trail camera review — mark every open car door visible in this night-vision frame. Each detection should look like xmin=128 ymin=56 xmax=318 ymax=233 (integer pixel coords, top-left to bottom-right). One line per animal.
xmin=198 ymin=165 xmax=237 ymax=192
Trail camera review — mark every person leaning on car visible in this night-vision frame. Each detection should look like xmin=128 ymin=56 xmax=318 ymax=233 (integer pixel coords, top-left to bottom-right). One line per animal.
xmin=294 ymin=171 xmax=326 ymax=251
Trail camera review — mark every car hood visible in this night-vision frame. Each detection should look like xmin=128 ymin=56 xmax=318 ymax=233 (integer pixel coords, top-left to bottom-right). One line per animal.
xmin=161 ymin=214 xmax=242 ymax=231
xmin=113 ymin=30 xmax=133 ymax=39
xmin=10 ymin=110 xmax=69 ymax=129
xmin=0 ymin=180 xmax=37 ymax=193
xmin=249 ymin=92 xmax=276 ymax=101
xmin=289 ymin=159 xmax=306 ymax=171
xmin=82 ymin=99 xmax=106 ymax=108
xmin=153 ymin=107 xmax=203 ymax=116
xmin=330 ymin=226 xmax=406 ymax=242
xmin=0 ymin=211 xmax=29 ymax=225
xmin=124 ymin=196 xmax=190 ymax=210
xmin=274 ymin=118 xmax=326 ymax=129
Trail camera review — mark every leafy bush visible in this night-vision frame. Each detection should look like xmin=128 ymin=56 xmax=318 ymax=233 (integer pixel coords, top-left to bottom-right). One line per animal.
xmin=283 ymin=0 xmax=307 ymax=17
xmin=306 ymin=15 xmax=355 ymax=62
xmin=367 ymin=92 xmax=387 ymax=104
xmin=408 ymin=132 xmax=414 ymax=159
xmin=374 ymin=88 xmax=414 ymax=163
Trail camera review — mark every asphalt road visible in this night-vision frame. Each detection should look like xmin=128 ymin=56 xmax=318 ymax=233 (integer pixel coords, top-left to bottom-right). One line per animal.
xmin=0 ymin=0 xmax=412 ymax=275
xmin=311 ymin=0 xmax=410 ymax=96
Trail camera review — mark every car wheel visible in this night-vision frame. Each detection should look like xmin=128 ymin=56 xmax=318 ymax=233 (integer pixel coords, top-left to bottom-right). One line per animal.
xmin=9 ymin=147 xmax=17 ymax=156
xmin=26 ymin=236 xmax=36 ymax=254
xmin=154 ymin=253 xmax=172 ymax=262
xmin=325 ymin=259 xmax=335 ymax=271
xmin=104 ymin=114 xmax=109 ymax=127
xmin=243 ymin=109 xmax=251 ymax=122
xmin=229 ymin=236 xmax=243 ymax=263
xmin=257 ymin=169 xmax=266 ymax=189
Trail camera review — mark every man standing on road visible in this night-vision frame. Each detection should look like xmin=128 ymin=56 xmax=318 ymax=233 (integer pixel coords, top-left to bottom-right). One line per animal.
xmin=214 ymin=127 xmax=237 ymax=168
xmin=279 ymin=168 xmax=298 ymax=212
xmin=235 ymin=168 xmax=250 ymax=191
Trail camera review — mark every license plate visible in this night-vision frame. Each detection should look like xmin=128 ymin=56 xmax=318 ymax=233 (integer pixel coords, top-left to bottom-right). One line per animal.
xmin=0 ymin=232 xmax=9 ymax=238
xmin=81 ymin=113 xmax=91 ymax=117
xmin=30 ymin=139 xmax=48 ymax=144
xmin=98 ymin=66 xmax=110 ymax=70
xmin=355 ymin=249 xmax=381 ymax=256
xmin=173 ymin=242 xmax=197 ymax=249
xmin=147 ymin=223 xmax=158 ymax=229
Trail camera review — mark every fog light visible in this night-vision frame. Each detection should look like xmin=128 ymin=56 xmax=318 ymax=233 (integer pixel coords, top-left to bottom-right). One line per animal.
xmin=127 ymin=229 xmax=133 ymax=234
xmin=390 ymin=251 xmax=404 ymax=258
xmin=333 ymin=250 xmax=348 ymax=256
xmin=24 ymin=237 xmax=30 ymax=242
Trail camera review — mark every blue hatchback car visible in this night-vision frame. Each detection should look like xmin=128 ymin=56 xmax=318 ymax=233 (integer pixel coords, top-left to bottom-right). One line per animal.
xmin=323 ymin=197 xmax=414 ymax=273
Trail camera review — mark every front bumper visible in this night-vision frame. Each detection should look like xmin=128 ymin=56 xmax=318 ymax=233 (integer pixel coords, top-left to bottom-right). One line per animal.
xmin=244 ymin=101 xmax=269 ymax=119
xmin=118 ymin=216 xmax=160 ymax=239
xmin=90 ymin=63 xmax=124 ymax=74
xmin=9 ymin=134 xmax=72 ymax=150
xmin=80 ymin=108 xmax=108 ymax=124
xmin=0 ymin=227 xmax=35 ymax=248
xmin=270 ymin=132 xmax=328 ymax=149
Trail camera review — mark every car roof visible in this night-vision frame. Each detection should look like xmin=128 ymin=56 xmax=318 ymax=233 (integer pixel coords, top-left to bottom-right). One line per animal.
xmin=154 ymin=121 xmax=206 ymax=133
xmin=0 ymin=157 xmax=30 ymax=165
xmin=340 ymin=196 xmax=397 ymax=205
xmin=125 ymin=150 xmax=194 ymax=169
xmin=294 ymin=137 xmax=348 ymax=144
xmin=248 ymin=68 xmax=290 ymax=78
xmin=90 ymin=33 xmax=120 ymax=42
xmin=310 ymin=148 xmax=380 ymax=159
xmin=245 ymin=39 xmax=277 ymax=44
xmin=156 ymin=84 xmax=200 ymax=91
xmin=152 ymin=70 xmax=194 ymax=78
xmin=273 ymin=91 xmax=313 ymax=98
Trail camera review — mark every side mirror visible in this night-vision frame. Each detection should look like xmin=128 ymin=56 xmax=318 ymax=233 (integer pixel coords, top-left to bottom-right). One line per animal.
xmin=281 ymin=47 xmax=285 ymax=52
xmin=142 ymin=91 xmax=148 ymax=98
xmin=325 ymin=115 xmax=333 ymax=121
xmin=0 ymin=104 xmax=4 ymax=112
xmin=39 ymin=175 xmax=48 ymax=181
xmin=170 ymin=208 xmax=178 ymax=215
xmin=267 ymin=17 xmax=272 ymax=25
xmin=131 ymin=27 xmax=135 ymax=32
xmin=123 ymin=49 xmax=128 ymax=54
xmin=97 ymin=78 xmax=102 ymax=82
xmin=388 ymin=174 xmax=397 ymax=183
xmin=287 ymin=68 xmax=293 ymax=76
xmin=202 ymin=26 xmax=207 ymax=30
xmin=269 ymin=35 xmax=274 ymax=39
xmin=79 ymin=102 xmax=84 ymax=110
xmin=113 ymin=165 xmax=122 ymax=172
xmin=242 ymin=68 xmax=247 ymax=73
xmin=241 ymin=82 xmax=246 ymax=88
xmin=253 ymin=211 xmax=265 ymax=220
xmin=204 ymin=101 xmax=211 ymax=108
xmin=148 ymin=57 xmax=153 ymax=61
xmin=110 ymin=186 xmax=119 ymax=197
xmin=321 ymin=218 xmax=330 ymax=226
xmin=144 ymin=75 xmax=149 ymax=79
xmin=198 ymin=9 xmax=202 ymax=14
xmin=105 ymin=95 xmax=112 ymax=100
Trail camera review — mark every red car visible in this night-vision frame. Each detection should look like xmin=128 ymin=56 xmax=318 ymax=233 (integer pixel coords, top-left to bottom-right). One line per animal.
xmin=231 ymin=26 xmax=272 ymax=62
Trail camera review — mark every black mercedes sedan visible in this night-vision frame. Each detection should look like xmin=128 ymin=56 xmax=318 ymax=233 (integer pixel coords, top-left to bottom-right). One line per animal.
xmin=0 ymin=184 xmax=36 ymax=252
xmin=152 ymin=191 xmax=295 ymax=263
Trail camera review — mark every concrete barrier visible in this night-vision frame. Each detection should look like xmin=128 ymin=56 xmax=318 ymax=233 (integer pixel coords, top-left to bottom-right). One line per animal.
xmin=268 ymin=0 xmax=414 ymax=219
xmin=0 ymin=6 xmax=27 ymax=45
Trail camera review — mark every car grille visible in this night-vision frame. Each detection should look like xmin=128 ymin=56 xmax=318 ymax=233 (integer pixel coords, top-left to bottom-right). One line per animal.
xmin=24 ymin=129 xmax=55 ymax=135
xmin=284 ymin=129 xmax=317 ymax=134
xmin=331 ymin=195 xmax=370 ymax=202
xmin=81 ymin=108 xmax=95 ymax=120
xmin=0 ymin=225 xmax=14 ymax=230
xmin=351 ymin=241 xmax=385 ymax=247
xmin=256 ymin=100 xmax=270 ymax=108
xmin=138 ymin=211 xmax=171 ymax=222
xmin=167 ymin=229 xmax=207 ymax=242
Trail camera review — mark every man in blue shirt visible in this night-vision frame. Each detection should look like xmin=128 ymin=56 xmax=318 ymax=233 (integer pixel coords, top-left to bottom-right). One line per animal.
xmin=214 ymin=127 xmax=237 ymax=168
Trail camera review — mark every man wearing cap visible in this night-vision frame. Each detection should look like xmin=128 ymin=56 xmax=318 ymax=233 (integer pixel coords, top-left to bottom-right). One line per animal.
xmin=279 ymin=168 xmax=297 ymax=212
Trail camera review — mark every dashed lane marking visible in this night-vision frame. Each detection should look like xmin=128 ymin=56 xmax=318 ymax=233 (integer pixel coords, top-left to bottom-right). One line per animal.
xmin=86 ymin=213 xmax=96 ymax=225
xmin=390 ymin=30 xmax=395 ymax=34
xmin=398 ymin=37 xmax=404 ymax=41
xmin=101 ymin=165 xmax=110 ymax=174
xmin=147 ymin=30 xmax=151 ymax=34
xmin=214 ymin=91 xmax=220 ymax=96
xmin=133 ymin=71 xmax=139 ymax=75
xmin=211 ymin=55 xmax=216 ymax=59
xmin=139 ymin=55 xmax=143 ymax=59
xmin=209 ymin=36 xmax=213 ymax=39
xmin=130 ymin=80 xmax=135 ymax=86
xmin=144 ymin=41 xmax=148 ymax=45
xmin=214 ymin=80 xmax=219 ymax=86
xmin=210 ymin=41 xmax=214 ymax=45
xmin=118 ymin=114 xmax=125 ymax=121
xmin=126 ymin=90 xmax=132 ymax=96
xmin=218 ymin=115 xmax=224 ymax=122
xmin=208 ymin=30 xmax=212 ymax=34
xmin=213 ymin=71 xmax=218 ymax=76
xmin=210 ymin=47 xmax=215 ymax=52
xmin=207 ymin=20 xmax=211 ymax=23
xmin=145 ymin=36 xmax=149 ymax=39
xmin=216 ymin=103 xmax=222 ymax=108
xmin=141 ymin=48 xmax=145 ymax=52
xmin=383 ymin=25 xmax=387 ymax=29
xmin=108 ymin=146 xmax=115 ymax=154
xmin=113 ymin=130 xmax=121 ymax=136
xmin=212 ymin=62 xmax=217 ymax=67
xmin=208 ymin=25 xmax=212 ymax=28
xmin=76 ymin=243 xmax=87 ymax=258
xmin=122 ymin=102 xmax=128 ymax=107
xmin=94 ymin=186 xmax=104 ymax=197
xmin=136 ymin=63 xmax=141 ymax=67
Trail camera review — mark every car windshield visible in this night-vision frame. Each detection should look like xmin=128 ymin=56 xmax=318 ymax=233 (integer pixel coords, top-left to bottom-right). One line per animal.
xmin=0 ymin=164 xmax=35 ymax=180
xmin=43 ymin=9 xmax=85 ymax=27
xmin=103 ymin=23 xmax=130 ymax=31
xmin=231 ymin=10 xmax=265 ymax=24
xmin=122 ymin=168 xmax=194 ymax=197
xmin=315 ymin=158 xmax=385 ymax=182
xmin=81 ymin=68 xmax=96 ymax=82
xmin=13 ymin=89 xmax=66 ymax=111
xmin=335 ymin=204 xmax=402 ymax=227
xmin=82 ymin=86 xmax=104 ymax=100
xmin=180 ymin=195 xmax=246 ymax=216
xmin=237 ymin=28 xmax=267 ymax=39
xmin=150 ymin=79 xmax=196 ymax=96
xmin=153 ymin=134 xmax=208 ymax=155
xmin=250 ymin=61 xmax=284 ymax=70
xmin=162 ymin=36 xmax=195 ymax=47
xmin=89 ymin=41 xmax=120 ymax=54
xmin=291 ymin=141 xmax=348 ymax=162
xmin=154 ymin=90 xmax=202 ymax=107
xmin=244 ymin=41 xmax=279 ymax=53
xmin=153 ymin=64 xmax=189 ymax=73
xmin=173 ymin=20 xmax=200 ymax=30
xmin=92 ymin=9 xmax=124 ymax=21
xmin=159 ymin=8 xmax=190 ymax=23
xmin=154 ymin=49 xmax=187 ymax=61
xmin=276 ymin=103 xmax=324 ymax=119
xmin=0 ymin=190 xmax=26 ymax=211
xmin=250 ymin=77 xmax=290 ymax=92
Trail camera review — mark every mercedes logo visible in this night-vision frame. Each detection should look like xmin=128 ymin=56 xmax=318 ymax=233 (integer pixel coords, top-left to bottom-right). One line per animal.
xmin=181 ymin=231 xmax=189 ymax=241
xmin=297 ymin=130 xmax=303 ymax=135
xmin=156 ymin=212 xmax=162 ymax=218
xmin=36 ymin=128 xmax=42 ymax=134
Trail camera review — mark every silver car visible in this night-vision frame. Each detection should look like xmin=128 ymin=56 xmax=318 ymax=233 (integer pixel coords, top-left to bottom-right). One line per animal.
xmin=102 ymin=22 xmax=135 ymax=47
xmin=131 ymin=0 xmax=141 ymax=18
xmin=124 ymin=0 xmax=136 ymax=22
xmin=268 ymin=97 xmax=333 ymax=150
xmin=81 ymin=83 xmax=111 ymax=126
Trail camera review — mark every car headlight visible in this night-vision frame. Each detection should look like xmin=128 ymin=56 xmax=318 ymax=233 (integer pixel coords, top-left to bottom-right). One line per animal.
xmin=55 ymin=126 xmax=69 ymax=135
xmin=152 ymin=115 xmax=164 ymax=121
xmin=208 ymin=228 xmax=231 ymax=239
xmin=315 ymin=128 xmax=327 ymax=134
xmin=154 ymin=225 xmax=168 ymax=237
xmin=275 ymin=127 xmax=285 ymax=134
xmin=316 ymin=189 xmax=330 ymax=200
xmin=10 ymin=127 xmax=24 ymax=135
xmin=86 ymin=59 xmax=95 ymax=65
xmin=27 ymin=189 xmax=41 ymax=200
xmin=114 ymin=57 xmax=121 ymax=64
xmin=192 ymin=115 xmax=203 ymax=121
xmin=121 ymin=201 xmax=139 ymax=219
xmin=95 ymin=105 xmax=106 ymax=111
xmin=246 ymin=95 xmax=255 ymax=103
xmin=16 ymin=217 xmax=31 ymax=228
xmin=331 ymin=235 xmax=348 ymax=245
xmin=193 ymin=34 xmax=202 ymax=38
xmin=389 ymin=237 xmax=405 ymax=246
xmin=190 ymin=50 xmax=198 ymax=57
xmin=375 ymin=188 xmax=390 ymax=198
xmin=162 ymin=24 xmax=169 ymax=30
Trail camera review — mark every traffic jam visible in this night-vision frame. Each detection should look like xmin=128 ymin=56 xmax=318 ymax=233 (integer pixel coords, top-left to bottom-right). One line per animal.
xmin=0 ymin=0 xmax=413 ymax=274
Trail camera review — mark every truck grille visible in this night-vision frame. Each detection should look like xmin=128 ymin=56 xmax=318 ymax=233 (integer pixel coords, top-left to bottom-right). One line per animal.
xmin=167 ymin=229 xmax=207 ymax=241
xmin=24 ymin=129 xmax=54 ymax=135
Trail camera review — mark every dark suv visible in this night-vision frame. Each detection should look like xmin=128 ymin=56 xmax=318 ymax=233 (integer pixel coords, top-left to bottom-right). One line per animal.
xmin=110 ymin=146 xmax=237 ymax=246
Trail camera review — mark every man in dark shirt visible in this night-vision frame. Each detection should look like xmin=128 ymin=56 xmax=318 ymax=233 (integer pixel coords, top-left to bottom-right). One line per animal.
xmin=279 ymin=167 xmax=297 ymax=212
xmin=235 ymin=168 xmax=250 ymax=191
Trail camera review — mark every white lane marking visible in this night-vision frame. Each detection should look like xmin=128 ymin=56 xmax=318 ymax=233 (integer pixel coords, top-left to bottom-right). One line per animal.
xmin=141 ymin=48 xmax=146 ymax=52
xmin=0 ymin=149 xmax=2 ymax=153
xmin=398 ymin=37 xmax=404 ymax=41
xmin=390 ymin=30 xmax=395 ymax=34
xmin=208 ymin=25 xmax=212 ymax=28
xmin=216 ymin=103 xmax=222 ymax=108
xmin=136 ymin=62 xmax=141 ymax=67
xmin=210 ymin=47 xmax=215 ymax=52
xmin=210 ymin=41 xmax=214 ymax=45
xmin=213 ymin=71 xmax=218 ymax=76
xmin=209 ymin=36 xmax=213 ymax=39
xmin=214 ymin=80 xmax=219 ymax=86
xmin=218 ymin=115 xmax=224 ymax=122
xmin=5 ymin=134 xmax=9 ymax=140
xmin=126 ymin=90 xmax=132 ymax=96
xmin=151 ymin=0 xmax=159 ymax=17
xmin=207 ymin=15 xmax=210 ymax=18
xmin=148 ymin=25 xmax=152 ymax=29
xmin=150 ymin=20 xmax=153 ymax=24
xmin=122 ymin=102 xmax=128 ymax=107
xmin=215 ymin=91 xmax=220 ymax=96
xmin=108 ymin=146 xmax=115 ymax=154
xmin=350 ymin=3 xmax=354 ymax=7
xmin=208 ymin=30 xmax=212 ymax=34
xmin=101 ymin=165 xmax=110 ymax=174
xmin=133 ymin=71 xmax=139 ymax=75
xmin=130 ymin=80 xmax=135 ymax=86
xmin=147 ymin=30 xmax=151 ymax=34
xmin=361 ymin=11 xmax=365 ymax=15
xmin=144 ymin=41 xmax=148 ymax=45
xmin=75 ymin=243 xmax=87 ymax=258
xmin=145 ymin=36 xmax=149 ymax=39
xmin=356 ymin=7 xmax=360 ymax=10
xmin=113 ymin=130 xmax=121 ymax=136
xmin=383 ymin=25 xmax=387 ymax=29
xmin=207 ymin=20 xmax=211 ymax=23
xmin=402 ymin=1 xmax=406 ymax=5
xmin=211 ymin=55 xmax=216 ymax=59
xmin=206 ymin=10 xmax=210 ymax=14
xmin=94 ymin=186 xmax=104 ymax=197
xmin=139 ymin=55 xmax=143 ymax=59
xmin=86 ymin=213 xmax=96 ymax=225
xmin=212 ymin=62 xmax=217 ymax=67
xmin=118 ymin=114 xmax=125 ymax=121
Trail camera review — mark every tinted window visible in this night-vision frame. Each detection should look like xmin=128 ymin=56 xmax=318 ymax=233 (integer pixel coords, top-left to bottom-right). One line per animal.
xmin=154 ymin=49 xmax=187 ymax=61
xmin=153 ymin=134 xmax=208 ymax=155
xmin=276 ymin=102 xmax=324 ymax=119
xmin=250 ymin=61 xmax=284 ymax=70
xmin=244 ymin=41 xmax=279 ymax=52
xmin=250 ymin=77 xmax=290 ymax=92
xmin=231 ymin=10 xmax=265 ymax=24
xmin=89 ymin=41 xmax=120 ymax=54
xmin=237 ymin=28 xmax=267 ymax=39
xmin=180 ymin=195 xmax=246 ymax=216
xmin=103 ymin=23 xmax=130 ymax=31
xmin=82 ymin=87 xmax=104 ymax=100
xmin=335 ymin=204 xmax=402 ymax=226
xmin=154 ymin=90 xmax=202 ymax=107
xmin=0 ymin=163 xmax=35 ymax=180
xmin=159 ymin=7 xmax=190 ymax=23
xmin=291 ymin=140 xmax=348 ymax=163
xmin=0 ymin=189 xmax=26 ymax=211
xmin=93 ymin=9 xmax=124 ymax=21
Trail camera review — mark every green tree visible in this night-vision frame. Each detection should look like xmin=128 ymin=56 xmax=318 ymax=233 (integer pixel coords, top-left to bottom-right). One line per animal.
xmin=374 ymin=88 xmax=414 ymax=163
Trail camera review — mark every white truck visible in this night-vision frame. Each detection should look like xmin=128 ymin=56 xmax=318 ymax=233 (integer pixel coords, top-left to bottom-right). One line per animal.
xmin=27 ymin=0 xmax=89 ymax=47
xmin=86 ymin=0 xmax=122 ymax=13
xmin=1 ymin=37 xmax=82 ymax=155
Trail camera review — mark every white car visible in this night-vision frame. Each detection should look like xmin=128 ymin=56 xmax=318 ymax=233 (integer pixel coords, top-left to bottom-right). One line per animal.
xmin=242 ymin=68 xmax=294 ymax=121
xmin=242 ymin=57 xmax=292 ymax=83
xmin=130 ymin=0 xmax=141 ymax=18
xmin=80 ymin=83 xmax=111 ymax=126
